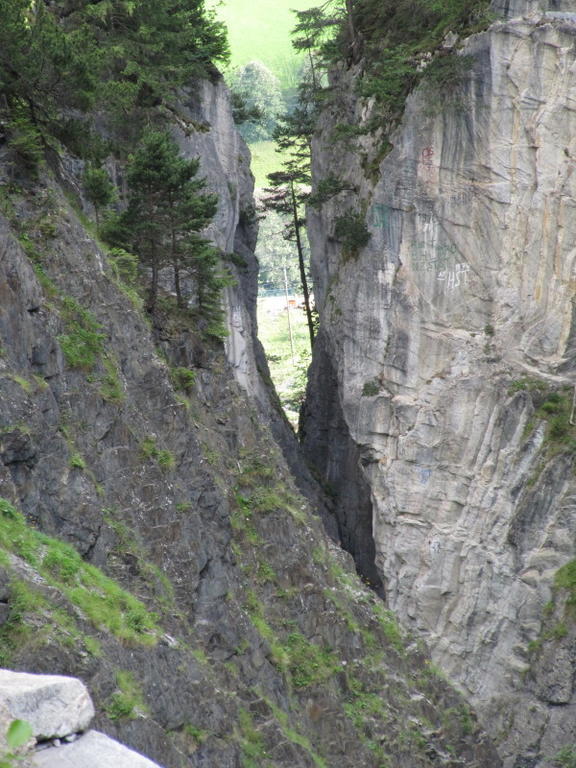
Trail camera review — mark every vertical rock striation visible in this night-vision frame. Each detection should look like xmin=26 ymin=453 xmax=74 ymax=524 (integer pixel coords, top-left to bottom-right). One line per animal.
xmin=304 ymin=7 xmax=576 ymax=766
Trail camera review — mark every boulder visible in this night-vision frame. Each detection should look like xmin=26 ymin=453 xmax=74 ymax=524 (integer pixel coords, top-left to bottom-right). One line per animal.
xmin=32 ymin=730 xmax=164 ymax=768
xmin=0 ymin=670 xmax=94 ymax=739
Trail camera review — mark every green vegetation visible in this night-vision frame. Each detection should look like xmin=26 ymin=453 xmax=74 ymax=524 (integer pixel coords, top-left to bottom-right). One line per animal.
xmin=250 ymin=141 xmax=283 ymax=189
xmin=141 ymin=437 xmax=176 ymax=471
xmin=266 ymin=699 xmax=328 ymax=768
xmin=83 ymin=165 xmax=116 ymax=232
xmin=0 ymin=0 xmax=228 ymax=158
xmin=555 ymin=561 xmax=576 ymax=608
xmin=58 ymin=298 xmax=105 ymax=371
xmin=554 ymin=746 xmax=576 ymax=768
xmin=103 ymin=130 xmax=229 ymax=325
xmin=213 ymin=0 xmax=317 ymax=89
xmin=0 ymin=719 xmax=33 ymax=768
xmin=237 ymin=707 xmax=268 ymax=767
xmin=334 ymin=212 xmax=371 ymax=258
xmin=170 ymin=367 xmax=197 ymax=393
xmin=0 ymin=498 xmax=160 ymax=648
xmin=103 ymin=509 xmax=175 ymax=608
xmin=362 ymin=379 xmax=381 ymax=397
xmin=257 ymin=297 xmax=311 ymax=426
xmin=105 ymin=670 xmax=149 ymax=720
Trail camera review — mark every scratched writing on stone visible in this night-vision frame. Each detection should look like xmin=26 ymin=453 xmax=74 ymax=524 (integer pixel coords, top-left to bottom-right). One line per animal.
xmin=412 ymin=242 xmax=459 ymax=271
xmin=369 ymin=203 xmax=391 ymax=229
xmin=437 ymin=262 xmax=471 ymax=290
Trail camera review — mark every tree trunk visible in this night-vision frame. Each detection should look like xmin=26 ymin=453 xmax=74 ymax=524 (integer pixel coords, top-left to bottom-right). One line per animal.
xmin=174 ymin=262 xmax=183 ymax=308
xmin=290 ymin=181 xmax=315 ymax=350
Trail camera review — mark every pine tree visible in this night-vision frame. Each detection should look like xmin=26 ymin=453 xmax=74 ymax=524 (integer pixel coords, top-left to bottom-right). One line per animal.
xmin=83 ymin=165 xmax=116 ymax=232
xmin=122 ymin=130 xmax=224 ymax=321
xmin=263 ymin=161 xmax=315 ymax=351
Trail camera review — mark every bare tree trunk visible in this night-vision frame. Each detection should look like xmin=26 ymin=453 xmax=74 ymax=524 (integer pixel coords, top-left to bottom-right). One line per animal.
xmin=290 ymin=181 xmax=315 ymax=350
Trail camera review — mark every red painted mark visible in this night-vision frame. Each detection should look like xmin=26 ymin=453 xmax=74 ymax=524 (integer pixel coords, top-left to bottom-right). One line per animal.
xmin=421 ymin=146 xmax=435 ymax=165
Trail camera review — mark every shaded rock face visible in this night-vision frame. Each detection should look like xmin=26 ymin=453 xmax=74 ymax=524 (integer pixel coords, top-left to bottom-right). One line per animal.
xmin=0 ymin=75 xmax=500 ymax=768
xmin=303 ymin=10 xmax=576 ymax=768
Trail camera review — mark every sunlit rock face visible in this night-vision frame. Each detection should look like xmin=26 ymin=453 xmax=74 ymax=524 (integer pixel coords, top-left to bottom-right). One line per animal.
xmin=304 ymin=9 xmax=576 ymax=766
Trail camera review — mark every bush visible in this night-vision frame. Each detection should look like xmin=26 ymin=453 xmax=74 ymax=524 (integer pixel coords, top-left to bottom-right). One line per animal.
xmin=334 ymin=212 xmax=371 ymax=259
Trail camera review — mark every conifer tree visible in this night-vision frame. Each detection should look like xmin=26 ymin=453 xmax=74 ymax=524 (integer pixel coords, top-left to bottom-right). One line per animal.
xmin=122 ymin=130 xmax=223 ymax=322
xmin=83 ymin=165 xmax=116 ymax=232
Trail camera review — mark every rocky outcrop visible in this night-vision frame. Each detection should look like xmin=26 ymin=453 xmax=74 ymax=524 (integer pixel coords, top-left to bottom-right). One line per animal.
xmin=304 ymin=6 xmax=576 ymax=767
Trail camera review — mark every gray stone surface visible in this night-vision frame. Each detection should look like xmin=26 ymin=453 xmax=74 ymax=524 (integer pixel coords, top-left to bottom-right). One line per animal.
xmin=304 ymin=7 xmax=576 ymax=768
xmin=32 ymin=730 xmax=163 ymax=768
xmin=0 ymin=670 xmax=94 ymax=740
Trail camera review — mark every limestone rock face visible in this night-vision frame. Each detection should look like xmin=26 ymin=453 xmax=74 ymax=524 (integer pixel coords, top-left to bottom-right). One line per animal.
xmin=304 ymin=9 xmax=576 ymax=767
xmin=0 ymin=670 xmax=94 ymax=740
xmin=32 ymin=730 xmax=164 ymax=768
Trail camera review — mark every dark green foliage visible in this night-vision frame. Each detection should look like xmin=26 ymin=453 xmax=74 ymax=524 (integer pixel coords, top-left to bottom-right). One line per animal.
xmin=352 ymin=0 xmax=491 ymax=116
xmin=82 ymin=164 xmax=115 ymax=229
xmin=108 ymin=129 xmax=228 ymax=328
xmin=334 ymin=212 xmax=371 ymax=258
xmin=308 ymin=174 xmax=355 ymax=208
xmin=0 ymin=0 xmax=229 ymax=158
xmin=362 ymin=380 xmax=380 ymax=397
xmin=6 ymin=113 xmax=44 ymax=171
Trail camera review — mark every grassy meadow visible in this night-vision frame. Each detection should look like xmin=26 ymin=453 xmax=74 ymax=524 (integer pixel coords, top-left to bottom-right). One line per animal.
xmin=212 ymin=0 xmax=317 ymax=88
xmin=257 ymin=296 xmax=311 ymax=427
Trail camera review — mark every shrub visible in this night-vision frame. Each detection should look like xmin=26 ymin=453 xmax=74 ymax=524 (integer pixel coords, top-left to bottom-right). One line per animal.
xmin=334 ymin=212 xmax=371 ymax=258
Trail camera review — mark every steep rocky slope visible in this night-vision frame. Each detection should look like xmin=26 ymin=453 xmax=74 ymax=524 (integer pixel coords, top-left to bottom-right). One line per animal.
xmin=302 ymin=3 xmax=576 ymax=767
xmin=0 ymin=75 xmax=499 ymax=766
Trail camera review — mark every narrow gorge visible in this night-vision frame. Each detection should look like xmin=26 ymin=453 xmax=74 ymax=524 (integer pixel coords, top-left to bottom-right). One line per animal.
xmin=0 ymin=1 xmax=575 ymax=767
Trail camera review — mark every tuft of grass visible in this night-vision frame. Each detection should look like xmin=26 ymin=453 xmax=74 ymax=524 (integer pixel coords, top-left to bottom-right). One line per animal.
xmin=99 ymin=356 xmax=124 ymax=403
xmin=140 ymin=437 xmax=175 ymax=471
xmin=105 ymin=670 xmax=149 ymax=720
xmin=69 ymin=453 xmax=86 ymax=470
xmin=237 ymin=707 xmax=267 ymax=768
xmin=554 ymin=745 xmax=576 ymax=768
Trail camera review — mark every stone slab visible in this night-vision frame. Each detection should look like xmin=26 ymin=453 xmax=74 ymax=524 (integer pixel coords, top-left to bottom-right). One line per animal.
xmin=0 ymin=670 xmax=94 ymax=739
xmin=32 ymin=730 xmax=164 ymax=768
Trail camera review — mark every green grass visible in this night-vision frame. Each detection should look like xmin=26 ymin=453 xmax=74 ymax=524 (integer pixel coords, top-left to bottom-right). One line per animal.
xmin=105 ymin=670 xmax=149 ymax=720
xmin=140 ymin=437 xmax=176 ymax=471
xmin=257 ymin=296 xmax=311 ymax=426
xmin=0 ymin=498 xmax=160 ymax=646
xmin=58 ymin=297 xmax=105 ymax=371
xmin=212 ymin=0 xmax=317 ymax=89
xmin=250 ymin=141 xmax=284 ymax=188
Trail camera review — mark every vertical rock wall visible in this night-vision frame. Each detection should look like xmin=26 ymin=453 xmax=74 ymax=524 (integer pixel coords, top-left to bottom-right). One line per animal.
xmin=304 ymin=9 xmax=576 ymax=766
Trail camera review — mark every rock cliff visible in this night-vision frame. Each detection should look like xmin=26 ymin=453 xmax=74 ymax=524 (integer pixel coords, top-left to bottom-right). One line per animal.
xmin=0 ymin=73 xmax=498 ymax=767
xmin=303 ymin=4 xmax=576 ymax=766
